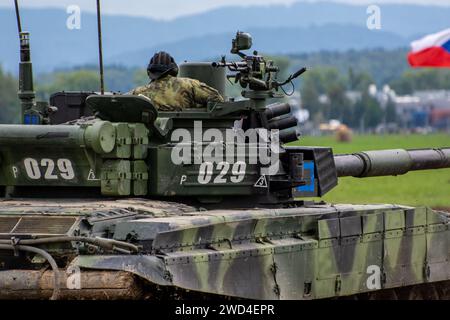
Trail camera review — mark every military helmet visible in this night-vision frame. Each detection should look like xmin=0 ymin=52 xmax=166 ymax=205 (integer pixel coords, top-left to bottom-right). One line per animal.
xmin=147 ymin=51 xmax=179 ymax=80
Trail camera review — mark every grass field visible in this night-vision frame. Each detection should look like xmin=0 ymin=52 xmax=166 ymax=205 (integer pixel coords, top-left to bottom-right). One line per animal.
xmin=290 ymin=133 xmax=450 ymax=208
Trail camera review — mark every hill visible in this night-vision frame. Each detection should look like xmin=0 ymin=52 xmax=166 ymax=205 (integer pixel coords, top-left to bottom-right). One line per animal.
xmin=289 ymin=48 xmax=410 ymax=86
xmin=109 ymin=25 xmax=407 ymax=68
xmin=0 ymin=2 xmax=449 ymax=73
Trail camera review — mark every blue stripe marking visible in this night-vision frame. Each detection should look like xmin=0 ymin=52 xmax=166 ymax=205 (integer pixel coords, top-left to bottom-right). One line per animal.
xmin=298 ymin=161 xmax=315 ymax=192
xmin=24 ymin=114 xmax=40 ymax=125
xmin=23 ymin=115 xmax=31 ymax=124
xmin=442 ymin=39 xmax=450 ymax=53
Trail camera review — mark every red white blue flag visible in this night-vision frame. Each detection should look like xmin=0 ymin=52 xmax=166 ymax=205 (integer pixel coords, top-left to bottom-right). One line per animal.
xmin=408 ymin=28 xmax=450 ymax=67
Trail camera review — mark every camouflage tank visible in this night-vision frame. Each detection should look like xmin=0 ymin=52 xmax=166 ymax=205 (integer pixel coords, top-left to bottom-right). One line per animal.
xmin=0 ymin=9 xmax=449 ymax=300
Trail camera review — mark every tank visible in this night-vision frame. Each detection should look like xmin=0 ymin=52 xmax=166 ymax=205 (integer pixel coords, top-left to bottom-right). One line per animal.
xmin=0 ymin=22 xmax=449 ymax=300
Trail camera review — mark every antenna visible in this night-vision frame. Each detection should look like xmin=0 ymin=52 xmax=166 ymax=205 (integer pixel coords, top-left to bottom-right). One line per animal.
xmin=96 ymin=0 xmax=105 ymax=94
xmin=14 ymin=0 xmax=22 ymax=34
xmin=14 ymin=0 xmax=37 ymax=124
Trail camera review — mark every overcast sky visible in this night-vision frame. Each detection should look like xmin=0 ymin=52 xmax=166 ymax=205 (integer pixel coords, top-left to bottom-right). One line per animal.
xmin=1 ymin=0 xmax=449 ymax=20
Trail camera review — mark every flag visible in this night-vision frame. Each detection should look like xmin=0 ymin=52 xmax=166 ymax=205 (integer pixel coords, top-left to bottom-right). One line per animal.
xmin=408 ymin=28 xmax=450 ymax=67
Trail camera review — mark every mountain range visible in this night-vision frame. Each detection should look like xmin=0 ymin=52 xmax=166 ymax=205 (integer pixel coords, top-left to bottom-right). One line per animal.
xmin=0 ymin=2 xmax=449 ymax=73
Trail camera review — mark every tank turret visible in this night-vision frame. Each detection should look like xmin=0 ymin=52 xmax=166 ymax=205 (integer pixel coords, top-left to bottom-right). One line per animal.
xmin=1 ymin=32 xmax=449 ymax=205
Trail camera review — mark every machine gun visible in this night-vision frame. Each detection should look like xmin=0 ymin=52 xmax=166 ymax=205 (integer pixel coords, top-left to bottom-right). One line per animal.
xmin=212 ymin=32 xmax=307 ymax=97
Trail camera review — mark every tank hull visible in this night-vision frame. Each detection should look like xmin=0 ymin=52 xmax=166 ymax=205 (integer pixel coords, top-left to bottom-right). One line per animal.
xmin=0 ymin=199 xmax=448 ymax=300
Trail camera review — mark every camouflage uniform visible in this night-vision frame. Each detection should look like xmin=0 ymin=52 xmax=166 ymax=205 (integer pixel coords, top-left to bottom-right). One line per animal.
xmin=129 ymin=75 xmax=224 ymax=111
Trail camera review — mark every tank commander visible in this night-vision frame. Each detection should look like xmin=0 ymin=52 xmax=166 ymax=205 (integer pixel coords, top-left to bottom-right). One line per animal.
xmin=128 ymin=51 xmax=224 ymax=111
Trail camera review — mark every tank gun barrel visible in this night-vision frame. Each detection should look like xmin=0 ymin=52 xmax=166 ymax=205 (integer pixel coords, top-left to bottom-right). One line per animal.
xmin=334 ymin=148 xmax=450 ymax=178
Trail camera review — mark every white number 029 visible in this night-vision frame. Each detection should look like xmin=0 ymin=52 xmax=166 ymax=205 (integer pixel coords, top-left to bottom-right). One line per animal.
xmin=23 ymin=158 xmax=75 ymax=180
xmin=197 ymin=161 xmax=246 ymax=184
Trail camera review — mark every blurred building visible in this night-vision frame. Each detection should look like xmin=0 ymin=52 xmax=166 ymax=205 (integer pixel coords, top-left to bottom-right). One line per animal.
xmin=369 ymin=86 xmax=450 ymax=131
xmin=345 ymin=91 xmax=362 ymax=104
xmin=430 ymin=108 xmax=450 ymax=130
xmin=395 ymin=90 xmax=450 ymax=130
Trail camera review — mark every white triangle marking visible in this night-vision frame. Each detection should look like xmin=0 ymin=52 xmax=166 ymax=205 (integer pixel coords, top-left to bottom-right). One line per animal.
xmin=254 ymin=175 xmax=268 ymax=188
xmin=87 ymin=169 xmax=99 ymax=181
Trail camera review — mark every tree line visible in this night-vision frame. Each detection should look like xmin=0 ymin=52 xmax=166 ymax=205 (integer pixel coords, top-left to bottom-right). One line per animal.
xmin=300 ymin=67 xmax=390 ymax=129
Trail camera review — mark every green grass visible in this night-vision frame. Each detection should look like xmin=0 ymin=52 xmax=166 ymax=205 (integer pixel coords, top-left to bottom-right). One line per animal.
xmin=290 ymin=133 xmax=450 ymax=208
